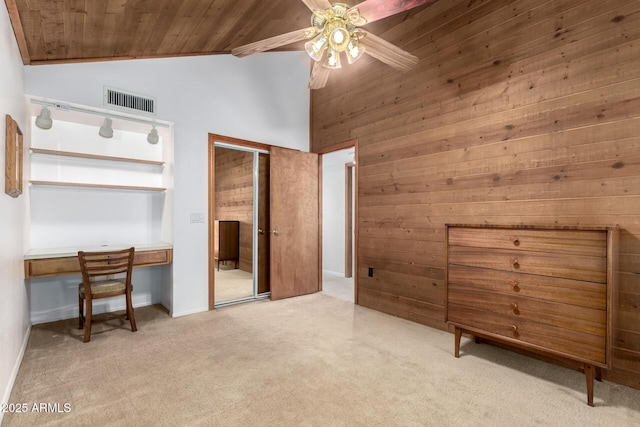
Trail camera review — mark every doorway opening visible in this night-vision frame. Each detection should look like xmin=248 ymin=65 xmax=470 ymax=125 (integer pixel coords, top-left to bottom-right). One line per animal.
xmin=319 ymin=140 xmax=358 ymax=304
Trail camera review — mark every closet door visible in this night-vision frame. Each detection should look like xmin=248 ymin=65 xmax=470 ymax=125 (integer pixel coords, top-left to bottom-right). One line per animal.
xmin=269 ymin=147 xmax=319 ymax=300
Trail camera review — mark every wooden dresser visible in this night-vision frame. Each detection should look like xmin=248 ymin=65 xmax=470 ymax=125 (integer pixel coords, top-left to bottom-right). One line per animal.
xmin=214 ymin=220 xmax=240 ymax=270
xmin=445 ymin=224 xmax=618 ymax=406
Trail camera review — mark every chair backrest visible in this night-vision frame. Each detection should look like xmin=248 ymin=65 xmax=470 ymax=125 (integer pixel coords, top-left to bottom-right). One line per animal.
xmin=78 ymin=247 xmax=135 ymax=290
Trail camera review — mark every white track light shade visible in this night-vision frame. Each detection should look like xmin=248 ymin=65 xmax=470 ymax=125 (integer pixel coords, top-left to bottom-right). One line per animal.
xmin=99 ymin=118 xmax=113 ymax=138
xmin=35 ymin=107 xmax=53 ymax=129
xmin=147 ymin=127 xmax=159 ymax=144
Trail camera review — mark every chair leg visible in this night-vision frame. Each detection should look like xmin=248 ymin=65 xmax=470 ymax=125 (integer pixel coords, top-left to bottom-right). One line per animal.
xmin=126 ymin=292 xmax=137 ymax=332
xmin=83 ymin=301 xmax=92 ymax=343
xmin=78 ymin=295 xmax=84 ymax=329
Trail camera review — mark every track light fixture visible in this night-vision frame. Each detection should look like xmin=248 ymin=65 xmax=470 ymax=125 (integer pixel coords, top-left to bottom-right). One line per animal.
xmin=31 ymin=99 xmax=169 ymax=145
xmin=98 ymin=118 xmax=113 ymax=138
xmin=35 ymin=107 xmax=53 ymax=129
xmin=147 ymin=127 xmax=159 ymax=145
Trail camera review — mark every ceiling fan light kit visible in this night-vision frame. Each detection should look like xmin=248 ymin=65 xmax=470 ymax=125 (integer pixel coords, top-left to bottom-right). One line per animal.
xmin=231 ymin=0 xmax=436 ymax=89
xmin=304 ymin=3 xmax=368 ymax=70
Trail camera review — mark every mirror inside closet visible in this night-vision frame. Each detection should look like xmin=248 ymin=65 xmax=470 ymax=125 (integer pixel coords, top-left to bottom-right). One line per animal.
xmin=213 ymin=144 xmax=270 ymax=305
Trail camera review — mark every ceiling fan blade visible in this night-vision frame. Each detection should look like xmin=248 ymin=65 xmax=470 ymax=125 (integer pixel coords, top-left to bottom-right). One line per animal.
xmin=359 ymin=32 xmax=418 ymax=72
xmin=232 ymin=27 xmax=316 ymax=58
xmin=309 ymin=61 xmax=331 ymax=90
xmin=353 ymin=0 xmax=437 ymax=24
xmin=300 ymin=0 xmax=332 ymax=11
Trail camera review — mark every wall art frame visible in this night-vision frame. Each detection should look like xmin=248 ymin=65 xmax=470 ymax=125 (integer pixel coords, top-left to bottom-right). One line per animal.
xmin=5 ymin=114 xmax=23 ymax=198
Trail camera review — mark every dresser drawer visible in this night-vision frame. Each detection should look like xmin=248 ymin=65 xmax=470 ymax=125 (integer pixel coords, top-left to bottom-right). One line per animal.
xmin=448 ymin=227 xmax=607 ymax=257
xmin=448 ymin=303 xmax=606 ymax=364
xmin=445 ymin=224 xmax=618 ymax=406
xmin=448 ymin=284 xmax=606 ymax=336
xmin=448 ymin=246 xmax=606 ymax=283
xmin=447 ymin=264 xmax=606 ymax=309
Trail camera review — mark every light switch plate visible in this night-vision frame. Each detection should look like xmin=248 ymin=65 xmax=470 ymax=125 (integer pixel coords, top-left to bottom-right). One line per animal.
xmin=190 ymin=212 xmax=205 ymax=223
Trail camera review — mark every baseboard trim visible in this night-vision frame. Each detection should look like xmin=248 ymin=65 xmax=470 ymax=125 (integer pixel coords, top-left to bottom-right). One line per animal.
xmin=1 ymin=324 xmax=31 ymax=425
xmin=171 ymin=306 xmax=208 ymax=318
xmin=323 ymin=269 xmax=345 ymax=277
xmin=30 ymin=298 xmax=156 ymax=325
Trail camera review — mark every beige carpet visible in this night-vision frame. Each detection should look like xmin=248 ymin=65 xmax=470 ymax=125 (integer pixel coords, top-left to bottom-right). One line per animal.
xmin=3 ymin=294 xmax=640 ymax=426
xmin=321 ymin=272 xmax=354 ymax=303
xmin=214 ymin=266 xmax=253 ymax=303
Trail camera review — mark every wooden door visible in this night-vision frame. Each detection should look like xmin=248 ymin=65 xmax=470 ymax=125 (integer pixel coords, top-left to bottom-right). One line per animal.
xmin=269 ymin=147 xmax=319 ymax=300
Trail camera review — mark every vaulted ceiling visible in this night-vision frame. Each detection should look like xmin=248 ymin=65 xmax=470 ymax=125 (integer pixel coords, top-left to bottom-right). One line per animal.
xmin=4 ymin=0 xmax=430 ymax=66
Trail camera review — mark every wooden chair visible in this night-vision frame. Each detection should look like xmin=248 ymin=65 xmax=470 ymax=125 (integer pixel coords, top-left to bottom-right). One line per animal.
xmin=78 ymin=247 xmax=137 ymax=343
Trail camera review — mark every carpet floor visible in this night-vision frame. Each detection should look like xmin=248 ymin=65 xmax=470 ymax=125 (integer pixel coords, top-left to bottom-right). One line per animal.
xmin=3 ymin=293 xmax=640 ymax=426
xmin=214 ymin=267 xmax=254 ymax=303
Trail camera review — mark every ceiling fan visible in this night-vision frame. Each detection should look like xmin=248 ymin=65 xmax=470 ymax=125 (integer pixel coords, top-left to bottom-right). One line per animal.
xmin=231 ymin=0 xmax=436 ymax=89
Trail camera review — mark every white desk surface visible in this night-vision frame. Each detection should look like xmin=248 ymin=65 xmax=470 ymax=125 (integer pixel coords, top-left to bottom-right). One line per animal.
xmin=24 ymin=242 xmax=173 ymax=260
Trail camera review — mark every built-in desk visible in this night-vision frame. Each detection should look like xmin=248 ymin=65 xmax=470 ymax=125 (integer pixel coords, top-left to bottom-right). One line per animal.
xmin=24 ymin=243 xmax=173 ymax=279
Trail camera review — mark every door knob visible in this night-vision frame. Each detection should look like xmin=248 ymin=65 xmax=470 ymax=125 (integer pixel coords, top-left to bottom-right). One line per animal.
xmin=258 ymin=228 xmax=265 ymax=235
xmin=271 ymin=229 xmax=280 ymax=236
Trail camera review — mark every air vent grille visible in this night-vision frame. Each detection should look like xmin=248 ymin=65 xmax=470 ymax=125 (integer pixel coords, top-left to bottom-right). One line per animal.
xmin=103 ymin=86 xmax=156 ymax=116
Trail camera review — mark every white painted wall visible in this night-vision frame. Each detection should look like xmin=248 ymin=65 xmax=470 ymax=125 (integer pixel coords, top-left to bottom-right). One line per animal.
xmin=0 ymin=4 xmax=30 ymax=423
xmin=24 ymin=52 xmax=311 ymax=317
xmin=322 ymin=149 xmax=354 ymax=275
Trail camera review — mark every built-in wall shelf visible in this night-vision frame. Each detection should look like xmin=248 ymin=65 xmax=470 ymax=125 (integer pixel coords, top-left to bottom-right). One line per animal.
xmin=30 ymin=148 xmax=165 ymax=166
xmin=28 ymin=101 xmax=172 ymax=288
xmin=29 ymin=180 xmax=166 ymax=191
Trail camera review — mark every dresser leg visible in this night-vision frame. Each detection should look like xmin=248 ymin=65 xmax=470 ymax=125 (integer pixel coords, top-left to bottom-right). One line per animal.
xmin=454 ymin=327 xmax=461 ymax=358
xmin=595 ymin=366 xmax=602 ymax=382
xmin=585 ymin=364 xmax=595 ymax=407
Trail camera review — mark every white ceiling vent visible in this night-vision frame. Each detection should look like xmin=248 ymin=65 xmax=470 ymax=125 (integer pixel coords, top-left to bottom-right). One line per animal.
xmin=103 ymin=86 xmax=156 ymax=116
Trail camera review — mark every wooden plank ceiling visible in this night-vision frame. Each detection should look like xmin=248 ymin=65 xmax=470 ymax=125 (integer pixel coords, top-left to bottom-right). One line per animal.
xmin=5 ymin=0 xmax=361 ymax=65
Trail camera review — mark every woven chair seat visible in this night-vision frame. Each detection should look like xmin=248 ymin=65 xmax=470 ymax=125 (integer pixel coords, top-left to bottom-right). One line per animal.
xmin=79 ymin=279 xmax=126 ymax=297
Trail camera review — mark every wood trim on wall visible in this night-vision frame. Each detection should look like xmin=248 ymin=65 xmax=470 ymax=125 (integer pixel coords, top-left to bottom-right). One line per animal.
xmin=209 ymin=133 xmax=272 ymax=152
xmin=354 ymin=142 xmax=359 ymax=305
xmin=345 ymin=162 xmax=355 ymax=278
xmin=318 ymin=155 xmax=323 ymax=291
xmin=4 ymin=0 xmax=31 ymax=65
xmin=316 ymin=138 xmax=358 ymax=155
xmin=207 ymin=134 xmax=216 ymax=310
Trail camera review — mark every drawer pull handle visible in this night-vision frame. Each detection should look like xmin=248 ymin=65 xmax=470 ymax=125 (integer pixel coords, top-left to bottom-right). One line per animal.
xmin=510 ymin=235 xmax=520 ymax=245
xmin=510 ymin=258 xmax=519 ymax=267
xmin=511 ymin=324 xmax=518 ymax=333
xmin=510 ymin=302 xmax=519 ymax=314
xmin=509 ymin=280 xmax=519 ymax=290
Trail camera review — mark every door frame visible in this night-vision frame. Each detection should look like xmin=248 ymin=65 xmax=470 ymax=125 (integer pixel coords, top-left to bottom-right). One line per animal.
xmin=317 ymin=138 xmax=359 ymax=304
xmin=208 ymin=133 xmax=272 ymax=310
xmin=345 ymin=161 xmax=355 ymax=278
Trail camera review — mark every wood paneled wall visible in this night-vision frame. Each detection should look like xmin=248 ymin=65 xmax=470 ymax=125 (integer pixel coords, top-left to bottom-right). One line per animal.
xmin=214 ymin=147 xmax=253 ymax=273
xmin=311 ymin=0 xmax=640 ymax=389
